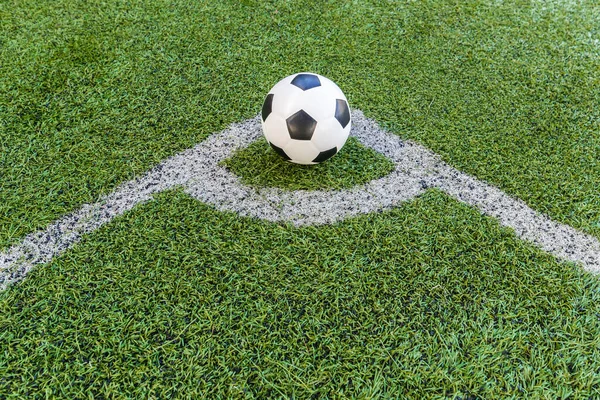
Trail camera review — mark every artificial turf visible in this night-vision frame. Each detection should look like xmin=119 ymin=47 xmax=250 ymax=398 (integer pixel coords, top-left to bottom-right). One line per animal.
xmin=1 ymin=189 xmax=599 ymax=398
xmin=221 ymin=136 xmax=396 ymax=191
xmin=1 ymin=0 xmax=599 ymax=250
xmin=1 ymin=0 xmax=600 ymax=397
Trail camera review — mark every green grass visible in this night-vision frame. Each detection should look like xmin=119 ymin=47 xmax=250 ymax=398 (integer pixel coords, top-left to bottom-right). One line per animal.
xmin=1 ymin=0 xmax=600 ymax=397
xmin=1 ymin=0 xmax=599 ymax=250
xmin=1 ymin=189 xmax=599 ymax=398
xmin=221 ymin=136 xmax=396 ymax=190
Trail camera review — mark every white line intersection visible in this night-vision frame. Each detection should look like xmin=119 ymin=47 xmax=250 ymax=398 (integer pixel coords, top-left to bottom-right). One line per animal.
xmin=1 ymin=110 xmax=599 ymax=290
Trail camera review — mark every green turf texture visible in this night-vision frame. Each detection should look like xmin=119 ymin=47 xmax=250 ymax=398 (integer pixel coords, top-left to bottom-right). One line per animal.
xmin=221 ymin=137 xmax=396 ymax=190
xmin=1 ymin=0 xmax=599 ymax=250
xmin=1 ymin=189 xmax=599 ymax=398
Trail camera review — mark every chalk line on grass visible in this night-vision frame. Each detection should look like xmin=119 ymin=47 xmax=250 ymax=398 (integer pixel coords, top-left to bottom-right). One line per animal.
xmin=1 ymin=110 xmax=599 ymax=290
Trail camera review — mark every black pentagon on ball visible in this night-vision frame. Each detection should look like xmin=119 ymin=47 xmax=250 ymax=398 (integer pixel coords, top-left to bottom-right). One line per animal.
xmin=290 ymin=74 xmax=321 ymax=91
xmin=335 ymin=99 xmax=350 ymax=128
xmin=312 ymin=147 xmax=338 ymax=163
xmin=269 ymin=142 xmax=291 ymax=161
xmin=262 ymin=93 xmax=274 ymax=122
xmin=286 ymin=109 xmax=317 ymax=140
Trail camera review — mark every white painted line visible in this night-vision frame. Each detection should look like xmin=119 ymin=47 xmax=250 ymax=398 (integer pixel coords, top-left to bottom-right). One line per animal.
xmin=1 ymin=111 xmax=599 ymax=290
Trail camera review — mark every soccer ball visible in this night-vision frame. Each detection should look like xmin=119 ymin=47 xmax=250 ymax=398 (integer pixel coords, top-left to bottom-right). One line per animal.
xmin=261 ymin=72 xmax=351 ymax=165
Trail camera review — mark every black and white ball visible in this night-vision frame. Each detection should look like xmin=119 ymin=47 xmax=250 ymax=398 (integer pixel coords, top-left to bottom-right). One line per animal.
xmin=261 ymin=72 xmax=351 ymax=165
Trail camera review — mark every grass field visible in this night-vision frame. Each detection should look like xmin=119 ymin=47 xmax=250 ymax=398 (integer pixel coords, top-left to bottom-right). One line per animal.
xmin=1 ymin=0 xmax=600 ymax=398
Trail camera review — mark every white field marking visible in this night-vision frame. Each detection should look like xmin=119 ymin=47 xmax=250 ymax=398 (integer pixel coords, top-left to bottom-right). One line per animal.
xmin=1 ymin=110 xmax=599 ymax=290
